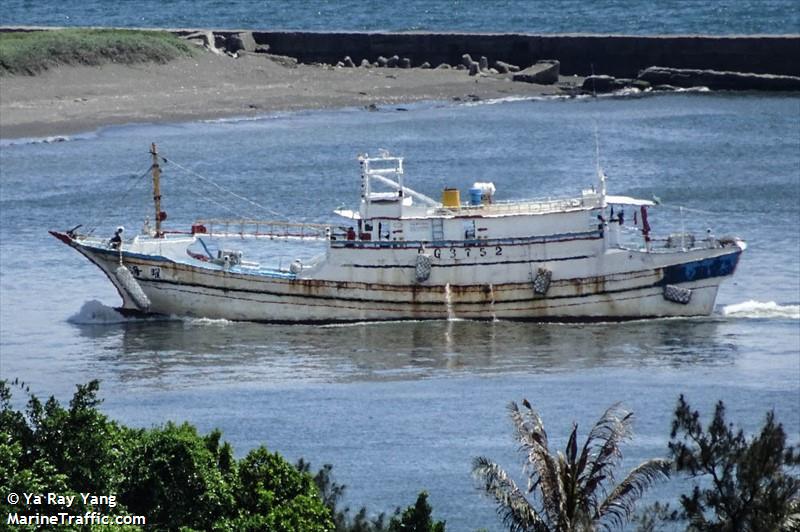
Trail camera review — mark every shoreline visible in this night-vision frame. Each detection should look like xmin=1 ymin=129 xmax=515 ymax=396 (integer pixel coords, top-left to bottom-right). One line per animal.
xmin=2 ymin=27 xmax=798 ymax=141
xmin=0 ymin=52 xmax=574 ymax=140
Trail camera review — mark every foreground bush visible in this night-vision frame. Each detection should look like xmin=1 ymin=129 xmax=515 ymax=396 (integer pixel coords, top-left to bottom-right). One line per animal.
xmin=0 ymin=29 xmax=195 ymax=75
xmin=0 ymin=379 xmax=444 ymax=531
xmin=0 ymin=380 xmax=332 ymax=530
xmin=668 ymin=395 xmax=800 ymax=531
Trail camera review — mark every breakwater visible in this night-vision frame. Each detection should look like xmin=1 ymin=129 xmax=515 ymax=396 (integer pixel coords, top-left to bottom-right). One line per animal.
xmin=234 ymin=31 xmax=799 ymax=77
xmin=2 ymin=27 xmax=798 ymax=78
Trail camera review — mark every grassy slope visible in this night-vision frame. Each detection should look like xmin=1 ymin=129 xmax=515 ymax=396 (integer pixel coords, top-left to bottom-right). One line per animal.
xmin=0 ymin=28 xmax=196 ymax=76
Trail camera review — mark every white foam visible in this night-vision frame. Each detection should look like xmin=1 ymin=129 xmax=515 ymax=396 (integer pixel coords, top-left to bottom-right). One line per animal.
xmin=184 ymin=317 xmax=232 ymax=326
xmin=722 ymin=300 xmax=800 ymax=319
xmin=0 ymin=135 xmax=72 ymax=148
xmin=460 ymin=93 xmax=581 ymax=108
xmin=0 ymin=130 xmax=102 ymax=148
xmin=674 ymin=86 xmax=711 ymax=93
xmin=611 ymin=87 xmax=643 ymax=98
xmin=67 ymin=300 xmax=131 ymax=325
xmin=200 ymin=115 xmax=271 ymax=124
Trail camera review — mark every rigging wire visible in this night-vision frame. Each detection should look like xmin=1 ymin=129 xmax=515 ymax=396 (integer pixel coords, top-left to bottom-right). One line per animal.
xmin=656 ymin=203 xmax=720 ymax=216
xmin=159 ymin=155 xmax=287 ymax=220
xmin=83 ymin=149 xmax=297 ymax=236
xmin=175 ymin=177 xmax=254 ymax=219
xmin=85 ymin=164 xmax=153 ymax=235
xmin=587 ymin=63 xmax=714 ymax=227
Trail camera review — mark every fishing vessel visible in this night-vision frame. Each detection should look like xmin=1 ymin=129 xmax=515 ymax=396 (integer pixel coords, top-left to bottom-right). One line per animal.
xmin=51 ymin=144 xmax=745 ymax=323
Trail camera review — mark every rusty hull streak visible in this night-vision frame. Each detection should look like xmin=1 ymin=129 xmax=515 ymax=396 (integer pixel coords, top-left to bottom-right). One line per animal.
xmin=149 ymin=256 xmax=627 ymax=305
xmin=67 ymin=237 xmax=666 ymax=310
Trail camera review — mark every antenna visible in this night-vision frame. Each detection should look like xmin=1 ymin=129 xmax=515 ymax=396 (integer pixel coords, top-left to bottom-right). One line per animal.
xmin=589 ymin=64 xmax=606 ymax=208
xmin=593 ymin=120 xmax=602 ymax=177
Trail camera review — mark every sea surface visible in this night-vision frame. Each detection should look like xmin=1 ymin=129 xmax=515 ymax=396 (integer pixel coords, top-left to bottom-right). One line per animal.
xmin=1 ymin=94 xmax=799 ymax=530
xmin=2 ymin=0 xmax=799 ymax=35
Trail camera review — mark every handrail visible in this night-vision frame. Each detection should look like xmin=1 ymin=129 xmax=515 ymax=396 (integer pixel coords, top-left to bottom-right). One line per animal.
xmin=442 ymin=196 xmax=590 ymax=216
xmin=193 ymin=219 xmax=331 ymax=240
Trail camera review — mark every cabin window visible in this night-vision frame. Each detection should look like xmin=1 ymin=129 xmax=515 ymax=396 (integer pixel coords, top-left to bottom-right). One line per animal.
xmin=463 ymin=220 xmax=476 ymax=239
xmin=377 ymin=222 xmax=390 ymax=240
xmin=360 ymin=221 xmax=373 ymax=240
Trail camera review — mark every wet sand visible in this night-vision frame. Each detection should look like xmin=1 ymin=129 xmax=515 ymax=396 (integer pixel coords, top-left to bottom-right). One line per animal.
xmin=0 ymin=51 xmax=576 ymax=139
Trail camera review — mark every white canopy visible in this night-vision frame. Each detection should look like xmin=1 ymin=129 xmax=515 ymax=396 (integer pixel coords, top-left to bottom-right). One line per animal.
xmin=334 ymin=208 xmax=361 ymax=219
xmin=605 ymin=195 xmax=655 ymax=206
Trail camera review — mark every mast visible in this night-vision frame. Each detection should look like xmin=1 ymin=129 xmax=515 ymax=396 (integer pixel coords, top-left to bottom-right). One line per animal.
xmin=150 ymin=143 xmax=163 ymax=238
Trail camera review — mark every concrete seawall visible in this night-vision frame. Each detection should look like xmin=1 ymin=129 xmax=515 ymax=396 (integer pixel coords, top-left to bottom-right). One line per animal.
xmin=242 ymin=32 xmax=799 ymax=77
xmin=3 ymin=27 xmax=798 ymax=77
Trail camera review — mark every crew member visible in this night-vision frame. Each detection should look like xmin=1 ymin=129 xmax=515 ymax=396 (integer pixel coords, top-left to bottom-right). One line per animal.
xmin=109 ymin=226 xmax=124 ymax=249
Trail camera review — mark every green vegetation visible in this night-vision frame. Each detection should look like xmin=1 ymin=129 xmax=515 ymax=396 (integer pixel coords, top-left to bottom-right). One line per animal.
xmin=473 ymin=400 xmax=670 ymax=531
xmin=474 ymin=398 xmax=799 ymax=532
xmin=3 ymin=377 xmax=796 ymax=532
xmin=667 ymin=395 xmax=800 ymax=531
xmin=0 ymin=29 xmax=196 ymax=76
xmin=0 ymin=380 xmax=445 ymax=531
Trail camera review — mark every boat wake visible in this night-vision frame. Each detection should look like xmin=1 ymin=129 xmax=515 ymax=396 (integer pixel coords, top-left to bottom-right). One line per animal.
xmin=184 ymin=317 xmax=233 ymax=327
xmin=68 ymin=300 xmax=237 ymax=326
xmin=68 ymin=299 xmax=796 ymax=326
xmin=721 ymin=300 xmax=800 ymax=320
xmin=67 ymin=300 xmax=138 ymax=325
xmin=321 ymin=319 xmax=430 ymax=328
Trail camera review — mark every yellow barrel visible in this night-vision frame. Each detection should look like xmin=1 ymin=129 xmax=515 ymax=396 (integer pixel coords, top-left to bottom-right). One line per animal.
xmin=441 ymin=188 xmax=461 ymax=208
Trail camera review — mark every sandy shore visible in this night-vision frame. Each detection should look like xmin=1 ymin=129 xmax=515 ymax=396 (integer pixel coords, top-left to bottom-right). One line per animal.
xmin=0 ymin=51 xmax=577 ymax=140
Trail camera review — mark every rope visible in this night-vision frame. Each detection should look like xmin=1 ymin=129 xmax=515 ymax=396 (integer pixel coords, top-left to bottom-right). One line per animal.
xmin=160 ymin=155 xmax=287 ymax=220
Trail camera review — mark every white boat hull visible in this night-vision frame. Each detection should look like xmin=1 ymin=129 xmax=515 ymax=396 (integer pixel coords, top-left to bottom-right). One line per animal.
xmin=51 ymin=231 xmax=743 ymax=323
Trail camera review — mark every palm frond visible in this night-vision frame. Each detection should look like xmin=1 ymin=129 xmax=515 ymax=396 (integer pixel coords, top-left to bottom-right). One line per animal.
xmin=595 ymin=458 xmax=672 ymax=530
xmin=781 ymin=497 xmax=800 ymax=532
xmin=587 ymin=404 xmax=634 ymax=462
xmin=472 ymin=456 xmax=551 ymax=532
xmin=526 ymin=445 xmax=566 ymax=525
xmin=509 ymin=400 xmax=549 ymax=449
xmin=510 ymin=400 xmax=566 ymax=524
xmin=580 ymin=403 xmax=635 ymax=505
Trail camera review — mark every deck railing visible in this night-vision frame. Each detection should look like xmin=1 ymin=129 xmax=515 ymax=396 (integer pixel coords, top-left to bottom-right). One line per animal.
xmin=192 ymin=219 xmax=331 ymax=241
xmin=438 ymin=196 xmax=591 ymax=216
